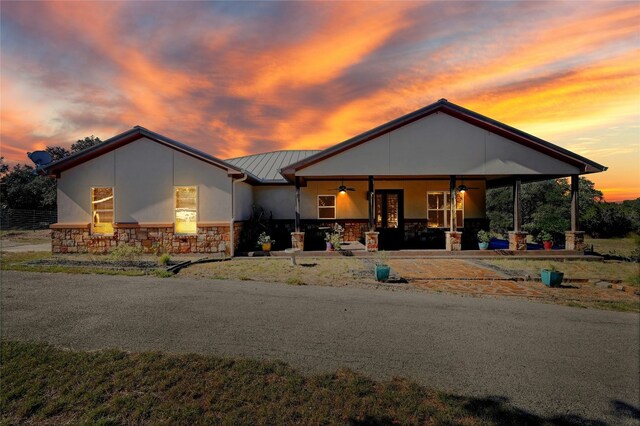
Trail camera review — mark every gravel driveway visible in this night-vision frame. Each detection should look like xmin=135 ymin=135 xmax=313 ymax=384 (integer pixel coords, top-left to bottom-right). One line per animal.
xmin=2 ymin=271 xmax=638 ymax=424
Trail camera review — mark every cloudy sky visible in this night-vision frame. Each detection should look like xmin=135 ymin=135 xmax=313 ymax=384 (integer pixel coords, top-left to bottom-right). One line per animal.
xmin=1 ymin=1 xmax=638 ymax=200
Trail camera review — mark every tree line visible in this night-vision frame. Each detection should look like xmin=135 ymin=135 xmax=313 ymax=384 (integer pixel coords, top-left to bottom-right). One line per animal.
xmin=0 ymin=136 xmax=101 ymax=211
xmin=487 ymin=178 xmax=640 ymax=242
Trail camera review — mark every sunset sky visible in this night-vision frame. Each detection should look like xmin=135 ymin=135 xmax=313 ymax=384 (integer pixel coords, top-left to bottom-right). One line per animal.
xmin=1 ymin=1 xmax=638 ymax=201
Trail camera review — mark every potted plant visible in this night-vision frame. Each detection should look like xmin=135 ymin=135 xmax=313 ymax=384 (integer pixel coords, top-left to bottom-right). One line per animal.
xmin=540 ymin=264 xmax=564 ymax=287
xmin=539 ymin=231 xmax=553 ymax=250
xmin=477 ymin=230 xmax=490 ymax=250
xmin=324 ymin=233 xmax=334 ymax=251
xmin=324 ymin=223 xmax=344 ymax=251
xmin=374 ymin=251 xmax=390 ymax=282
xmin=257 ymin=232 xmax=275 ymax=252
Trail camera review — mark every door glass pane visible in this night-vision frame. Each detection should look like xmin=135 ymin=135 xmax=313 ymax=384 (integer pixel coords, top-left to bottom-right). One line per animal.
xmin=375 ymin=194 xmax=383 ymax=228
xmin=386 ymin=194 xmax=398 ymax=229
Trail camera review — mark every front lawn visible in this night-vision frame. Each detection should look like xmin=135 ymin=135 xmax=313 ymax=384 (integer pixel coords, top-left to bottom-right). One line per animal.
xmin=1 ymin=340 xmax=585 ymax=425
xmin=181 ymin=257 xmax=374 ymax=287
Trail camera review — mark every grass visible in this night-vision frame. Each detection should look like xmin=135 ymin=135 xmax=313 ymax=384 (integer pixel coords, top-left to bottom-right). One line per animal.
xmin=0 ymin=252 xmax=147 ymax=277
xmin=585 ymin=234 xmax=639 ymax=258
xmin=0 ymin=340 xmax=596 ymax=425
xmin=564 ymin=300 xmax=640 ymax=313
xmin=181 ymin=258 xmax=372 ymax=287
xmin=484 ymin=258 xmax=639 ymax=286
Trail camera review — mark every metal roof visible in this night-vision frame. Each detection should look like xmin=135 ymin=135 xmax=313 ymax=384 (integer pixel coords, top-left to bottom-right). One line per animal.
xmin=227 ymin=150 xmax=321 ymax=183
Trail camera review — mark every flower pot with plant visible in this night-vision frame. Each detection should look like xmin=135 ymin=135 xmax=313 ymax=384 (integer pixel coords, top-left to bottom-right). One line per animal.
xmin=374 ymin=251 xmax=390 ymax=282
xmin=539 ymin=231 xmax=553 ymax=250
xmin=477 ymin=230 xmax=490 ymax=250
xmin=540 ymin=264 xmax=564 ymax=287
xmin=257 ymin=232 xmax=275 ymax=252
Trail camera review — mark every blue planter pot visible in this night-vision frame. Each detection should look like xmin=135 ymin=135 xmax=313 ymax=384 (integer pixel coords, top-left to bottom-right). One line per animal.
xmin=541 ymin=269 xmax=564 ymax=287
xmin=375 ymin=265 xmax=390 ymax=282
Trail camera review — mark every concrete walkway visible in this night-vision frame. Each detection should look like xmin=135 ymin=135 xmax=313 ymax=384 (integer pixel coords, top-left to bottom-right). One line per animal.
xmin=2 ymin=271 xmax=638 ymax=424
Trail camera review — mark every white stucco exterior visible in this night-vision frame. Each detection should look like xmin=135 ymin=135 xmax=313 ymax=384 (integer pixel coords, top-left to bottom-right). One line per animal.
xmin=57 ymin=137 xmax=235 ymax=224
xmin=297 ymin=112 xmax=580 ymax=177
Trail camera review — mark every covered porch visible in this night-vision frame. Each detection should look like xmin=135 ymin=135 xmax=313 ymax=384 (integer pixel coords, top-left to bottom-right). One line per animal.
xmin=281 ymin=100 xmax=606 ymax=253
xmin=287 ymin=174 xmax=586 ymax=252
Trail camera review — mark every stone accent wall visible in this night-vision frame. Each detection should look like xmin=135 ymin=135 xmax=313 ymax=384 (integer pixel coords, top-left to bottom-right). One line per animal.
xmin=565 ymin=231 xmax=585 ymax=251
xmin=51 ymin=223 xmax=239 ymax=255
xmin=343 ymin=222 xmax=368 ymax=242
xmin=508 ymin=231 xmax=528 ymax=251
xmin=445 ymin=231 xmax=462 ymax=251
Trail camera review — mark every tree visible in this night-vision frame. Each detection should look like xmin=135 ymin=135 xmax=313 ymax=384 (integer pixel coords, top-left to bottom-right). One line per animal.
xmin=0 ymin=164 xmax=56 ymax=210
xmin=71 ymin=135 xmax=101 ymax=153
xmin=1 ymin=135 xmax=101 ymax=212
xmin=486 ymin=177 xmax=608 ymax=242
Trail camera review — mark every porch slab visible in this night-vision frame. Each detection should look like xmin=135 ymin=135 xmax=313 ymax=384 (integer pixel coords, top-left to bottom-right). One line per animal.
xmin=268 ymin=249 xmax=602 ymax=260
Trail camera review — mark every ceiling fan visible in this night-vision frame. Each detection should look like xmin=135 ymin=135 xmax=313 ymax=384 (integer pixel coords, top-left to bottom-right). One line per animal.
xmin=456 ymin=181 xmax=479 ymax=193
xmin=330 ymin=178 xmax=356 ymax=194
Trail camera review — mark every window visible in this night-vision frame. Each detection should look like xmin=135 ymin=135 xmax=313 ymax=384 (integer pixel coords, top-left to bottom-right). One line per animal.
xmin=175 ymin=186 xmax=197 ymax=234
xmin=317 ymin=195 xmax=336 ymax=219
xmin=91 ymin=187 xmax=114 ymax=235
xmin=427 ymin=191 xmax=463 ymax=228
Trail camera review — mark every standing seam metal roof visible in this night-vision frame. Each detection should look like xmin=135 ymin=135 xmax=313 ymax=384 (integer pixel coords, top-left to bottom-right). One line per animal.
xmin=226 ymin=150 xmax=321 ymax=183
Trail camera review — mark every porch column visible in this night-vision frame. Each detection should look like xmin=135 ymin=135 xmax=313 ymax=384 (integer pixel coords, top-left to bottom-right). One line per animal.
xmin=365 ymin=175 xmax=379 ymax=252
xmin=509 ymin=178 xmax=527 ymax=250
xmin=291 ymin=176 xmax=305 ymax=250
xmin=566 ymin=174 xmax=585 ymax=251
xmin=445 ymin=176 xmax=462 ymax=251
xmin=368 ymin=176 xmax=375 ymax=232
xmin=294 ymin=177 xmax=301 ymax=232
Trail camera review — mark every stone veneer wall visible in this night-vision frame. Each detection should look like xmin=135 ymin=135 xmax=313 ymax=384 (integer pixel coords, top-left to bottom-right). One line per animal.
xmin=51 ymin=223 xmax=243 ymax=256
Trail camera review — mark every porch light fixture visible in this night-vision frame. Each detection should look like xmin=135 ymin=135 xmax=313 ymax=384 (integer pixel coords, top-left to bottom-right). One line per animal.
xmin=457 ymin=184 xmax=467 ymax=194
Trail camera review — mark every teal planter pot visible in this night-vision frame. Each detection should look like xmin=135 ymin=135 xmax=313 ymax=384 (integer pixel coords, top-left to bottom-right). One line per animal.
xmin=375 ymin=265 xmax=390 ymax=282
xmin=541 ymin=269 xmax=564 ymax=287
xmin=478 ymin=242 xmax=489 ymax=250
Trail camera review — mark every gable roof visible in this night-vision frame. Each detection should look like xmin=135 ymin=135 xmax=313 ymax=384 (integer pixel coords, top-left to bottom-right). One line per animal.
xmin=46 ymin=126 xmax=244 ymax=177
xmin=227 ymin=150 xmax=321 ymax=183
xmin=280 ymin=99 xmax=607 ymax=181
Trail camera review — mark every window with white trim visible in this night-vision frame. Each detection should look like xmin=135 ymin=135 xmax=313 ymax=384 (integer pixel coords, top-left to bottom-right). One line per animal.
xmin=317 ymin=195 xmax=336 ymax=219
xmin=91 ymin=187 xmax=114 ymax=235
xmin=427 ymin=191 xmax=463 ymax=228
xmin=175 ymin=186 xmax=197 ymax=234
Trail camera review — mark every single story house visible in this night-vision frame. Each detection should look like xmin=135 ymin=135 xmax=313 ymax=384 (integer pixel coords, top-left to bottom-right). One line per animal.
xmin=45 ymin=99 xmax=606 ymax=255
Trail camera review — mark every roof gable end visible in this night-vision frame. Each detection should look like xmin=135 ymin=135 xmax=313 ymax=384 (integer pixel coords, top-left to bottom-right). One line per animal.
xmin=46 ymin=126 xmax=244 ymax=177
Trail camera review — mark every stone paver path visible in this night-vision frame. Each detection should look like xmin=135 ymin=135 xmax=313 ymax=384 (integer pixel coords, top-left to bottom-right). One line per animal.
xmin=389 ymin=259 xmax=545 ymax=297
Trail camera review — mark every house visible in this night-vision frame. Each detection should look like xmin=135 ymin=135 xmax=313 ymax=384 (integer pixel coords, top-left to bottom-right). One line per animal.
xmin=46 ymin=99 xmax=606 ymax=255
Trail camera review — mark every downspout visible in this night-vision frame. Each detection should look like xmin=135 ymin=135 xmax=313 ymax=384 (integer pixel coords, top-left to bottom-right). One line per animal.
xmin=230 ymin=171 xmax=248 ymax=258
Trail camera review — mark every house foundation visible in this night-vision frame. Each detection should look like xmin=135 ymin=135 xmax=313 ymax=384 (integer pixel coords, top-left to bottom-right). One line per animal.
xmin=50 ymin=222 xmax=242 ymax=256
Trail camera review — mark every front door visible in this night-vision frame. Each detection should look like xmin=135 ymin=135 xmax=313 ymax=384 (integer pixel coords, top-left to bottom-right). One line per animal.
xmin=375 ymin=190 xmax=404 ymax=250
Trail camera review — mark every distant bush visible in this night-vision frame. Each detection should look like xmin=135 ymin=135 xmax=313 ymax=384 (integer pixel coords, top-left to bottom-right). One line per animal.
xmin=109 ymin=245 xmax=143 ymax=262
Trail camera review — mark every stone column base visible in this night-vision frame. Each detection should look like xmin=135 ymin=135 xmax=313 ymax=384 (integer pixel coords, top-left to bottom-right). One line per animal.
xmin=508 ymin=231 xmax=528 ymax=251
xmin=365 ymin=231 xmax=379 ymax=252
xmin=445 ymin=231 xmax=462 ymax=251
xmin=291 ymin=232 xmax=305 ymax=251
xmin=565 ymin=231 xmax=585 ymax=251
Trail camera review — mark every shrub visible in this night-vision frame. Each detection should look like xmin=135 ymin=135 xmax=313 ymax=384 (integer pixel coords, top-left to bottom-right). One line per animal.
xmin=108 ymin=245 xmax=143 ymax=262
xmin=158 ymin=253 xmax=171 ymax=266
